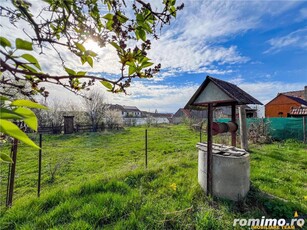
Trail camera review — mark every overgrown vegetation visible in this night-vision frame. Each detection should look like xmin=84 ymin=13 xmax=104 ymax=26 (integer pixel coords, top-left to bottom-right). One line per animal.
xmin=248 ymin=119 xmax=272 ymax=144
xmin=0 ymin=125 xmax=306 ymax=229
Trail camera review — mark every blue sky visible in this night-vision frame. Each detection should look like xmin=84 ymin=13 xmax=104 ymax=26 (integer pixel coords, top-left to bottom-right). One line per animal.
xmin=1 ymin=1 xmax=307 ymax=114
xmin=119 ymin=0 xmax=307 ymax=113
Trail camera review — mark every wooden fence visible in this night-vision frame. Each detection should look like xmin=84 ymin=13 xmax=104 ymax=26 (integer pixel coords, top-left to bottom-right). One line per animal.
xmin=36 ymin=124 xmax=123 ymax=134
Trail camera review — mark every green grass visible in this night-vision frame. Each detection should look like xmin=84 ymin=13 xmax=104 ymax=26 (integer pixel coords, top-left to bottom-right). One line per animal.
xmin=0 ymin=125 xmax=306 ymax=229
xmin=250 ymin=140 xmax=307 ymax=215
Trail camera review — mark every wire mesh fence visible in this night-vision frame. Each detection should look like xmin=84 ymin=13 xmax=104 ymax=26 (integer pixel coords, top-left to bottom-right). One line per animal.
xmin=32 ymin=124 xmax=123 ymax=134
xmin=0 ymin=124 xmax=201 ymax=207
xmin=217 ymin=117 xmax=306 ymax=142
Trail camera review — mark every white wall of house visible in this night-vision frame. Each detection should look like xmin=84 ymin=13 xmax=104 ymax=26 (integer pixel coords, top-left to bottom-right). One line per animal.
xmin=124 ymin=117 xmax=169 ymax=126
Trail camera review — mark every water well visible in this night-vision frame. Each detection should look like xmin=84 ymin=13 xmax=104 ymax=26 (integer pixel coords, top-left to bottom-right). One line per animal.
xmin=185 ymin=76 xmax=262 ymax=201
xmin=197 ymin=143 xmax=250 ymax=201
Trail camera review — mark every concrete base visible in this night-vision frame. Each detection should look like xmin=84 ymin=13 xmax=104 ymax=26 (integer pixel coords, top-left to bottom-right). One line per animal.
xmin=197 ymin=143 xmax=250 ymax=201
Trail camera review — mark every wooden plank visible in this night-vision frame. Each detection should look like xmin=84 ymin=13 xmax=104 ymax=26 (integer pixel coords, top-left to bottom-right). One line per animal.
xmin=231 ymin=104 xmax=237 ymax=147
xmin=239 ymin=105 xmax=248 ymax=151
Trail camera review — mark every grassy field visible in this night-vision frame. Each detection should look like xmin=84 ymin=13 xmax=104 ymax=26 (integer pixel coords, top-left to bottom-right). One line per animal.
xmin=0 ymin=125 xmax=306 ymax=229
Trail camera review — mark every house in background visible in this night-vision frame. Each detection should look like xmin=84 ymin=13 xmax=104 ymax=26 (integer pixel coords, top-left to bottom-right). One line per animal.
xmin=214 ymin=105 xmax=258 ymax=119
xmin=172 ymin=108 xmax=207 ymax=124
xmin=282 ymin=86 xmax=307 ymax=100
xmin=106 ymin=104 xmax=173 ymax=125
xmin=265 ymin=86 xmax=307 ymax=117
xmin=142 ymin=111 xmax=173 ymax=123
xmin=107 ymin=104 xmax=142 ymax=117
xmin=122 ymin=106 xmax=142 ymax=117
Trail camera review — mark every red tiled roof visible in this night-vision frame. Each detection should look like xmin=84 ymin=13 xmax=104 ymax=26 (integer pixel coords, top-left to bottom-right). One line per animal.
xmin=289 ymin=107 xmax=307 ymax=116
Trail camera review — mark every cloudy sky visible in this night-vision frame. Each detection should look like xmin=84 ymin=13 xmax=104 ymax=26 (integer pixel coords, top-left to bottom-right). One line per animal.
xmin=1 ymin=0 xmax=307 ymax=114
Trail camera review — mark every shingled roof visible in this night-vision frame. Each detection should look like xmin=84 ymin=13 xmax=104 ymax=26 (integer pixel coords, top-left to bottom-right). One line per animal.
xmin=282 ymin=90 xmax=304 ymax=99
xmin=185 ymin=76 xmax=262 ymax=109
xmin=283 ymin=95 xmax=307 ymax=106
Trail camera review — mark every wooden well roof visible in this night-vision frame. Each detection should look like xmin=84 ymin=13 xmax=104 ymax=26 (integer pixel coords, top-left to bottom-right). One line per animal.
xmin=185 ymin=76 xmax=262 ymax=109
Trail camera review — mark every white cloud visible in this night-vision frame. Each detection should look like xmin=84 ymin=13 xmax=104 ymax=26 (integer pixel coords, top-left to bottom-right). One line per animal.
xmin=230 ymin=78 xmax=305 ymax=117
xmin=237 ymin=81 xmax=304 ymax=105
xmin=146 ymin=1 xmax=256 ymax=75
xmin=226 ymin=75 xmax=305 ymax=106
xmin=43 ymin=76 xmax=306 ymax=116
xmin=149 ymin=38 xmax=248 ymax=73
xmin=229 ymin=76 xmax=244 ymax=85
xmin=297 ymin=7 xmax=307 ymax=21
xmin=105 ymin=81 xmax=198 ymax=113
xmin=43 ymin=80 xmax=198 ymax=113
xmin=2 ymin=0 xmax=304 ymax=77
xmin=177 ymin=1 xmax=258 ymax=41
xmin=147 ymin=0 xmax=303 ymax=76
xmin=2 ymin=1 xmax=306 ymax=114
xmin=0 ymin=1 xmax=121 ymax=76
xmin=3 ymin=0 xmax=255 ymax=82
xmin=265 ymin=28 xmax=307 ymax=53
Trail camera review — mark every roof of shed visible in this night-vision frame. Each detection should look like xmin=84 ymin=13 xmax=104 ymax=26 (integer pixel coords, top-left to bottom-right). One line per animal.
xmin=289 ymin=107 xmax=307 ymax=116
xmin=142 ymin=111 xmax=173 ymax=118
xmin=185 ymin=76 xmax=262 ymax=109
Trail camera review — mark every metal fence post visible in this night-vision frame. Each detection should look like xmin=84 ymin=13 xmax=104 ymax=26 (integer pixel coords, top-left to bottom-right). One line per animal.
xmin=38 ymin=134 xmax=42 ymax=197
xmin=6 ymin=138 xmax=18 ymax=207
xmin=145 ymin=129 xmax=148 ymax=169
xmin=303 ymin=116 xmax=306 ymax=144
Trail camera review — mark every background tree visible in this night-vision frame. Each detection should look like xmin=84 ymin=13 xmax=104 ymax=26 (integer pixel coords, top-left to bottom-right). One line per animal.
xmin=64 ymin=100 xmax=88 ymax=127
xmin=0 ymin=0 xmax=183 ymax=161
xmin=0 ymin=0 xmax=184 ymax=98
xmin=104 ymin=107 xmax=124 ymax=129
xmin=83 ymin=90 xmax=106 ymax=132
xmin=34 ymin=99 xmax=64 ymax=133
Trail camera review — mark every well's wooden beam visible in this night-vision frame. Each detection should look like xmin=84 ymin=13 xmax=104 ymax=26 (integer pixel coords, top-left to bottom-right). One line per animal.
xmin=207 ymin=103 xmax=213 ymax=196
xmin=231 ymin=104 xmax=236 ymax=147
xmin=239 ymin=105 xmax=248 ymax=151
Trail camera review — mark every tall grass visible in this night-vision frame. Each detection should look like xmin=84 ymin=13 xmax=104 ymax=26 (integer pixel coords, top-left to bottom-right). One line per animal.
xmin=0 ymin=125 xmax=306 ymax=229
